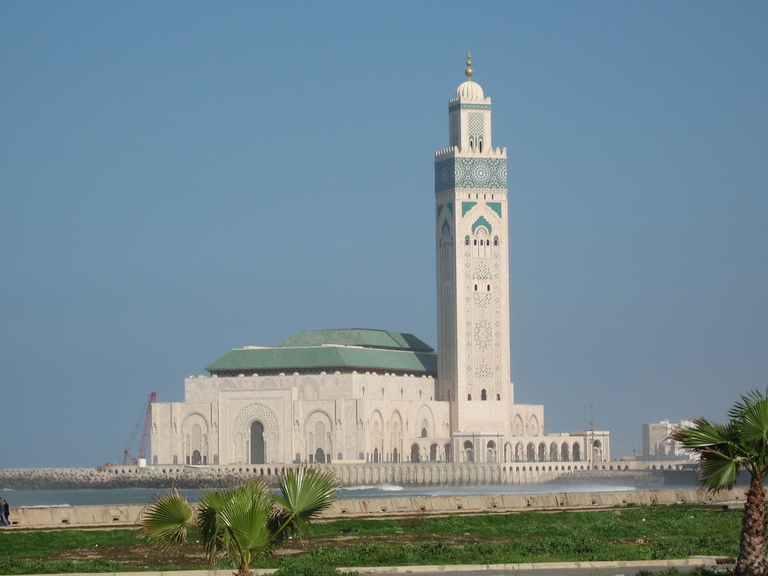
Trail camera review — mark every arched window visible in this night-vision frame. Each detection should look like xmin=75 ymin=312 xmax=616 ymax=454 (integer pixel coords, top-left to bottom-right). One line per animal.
xmin=481 ymin=389 xmax=487 ymax=401
xmin=463 ymin=440 xmax=474 ymax=463
xmin=250 ymin=421 xmax=265 ymax=464
xmin=472 ymin=226 xmax=492 ymax=258
xmin=487 ymin=440 xmax=496 ymax=463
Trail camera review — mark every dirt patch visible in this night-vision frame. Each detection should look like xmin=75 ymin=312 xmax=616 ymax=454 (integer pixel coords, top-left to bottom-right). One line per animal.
xmin=29 ymin=542 xmax=209 ymax=569
xmin=17 ymin=531 xmax=506 ymax=569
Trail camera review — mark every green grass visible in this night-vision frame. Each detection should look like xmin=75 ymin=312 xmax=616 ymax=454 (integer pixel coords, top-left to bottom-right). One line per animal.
xmin=0 ymin=559 xmax=129 ymax=575
xmin=1 ymin=529 xmax=136 ymax=556
xmin=0 ymin=505 xmax=741 ymax=574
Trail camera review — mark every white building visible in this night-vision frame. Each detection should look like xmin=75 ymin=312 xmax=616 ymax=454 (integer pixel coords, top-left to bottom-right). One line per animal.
xmin=151 ymin=57 xmax=610 ymax=468
xmin=642 ymin=419 xmax=695 ymax=460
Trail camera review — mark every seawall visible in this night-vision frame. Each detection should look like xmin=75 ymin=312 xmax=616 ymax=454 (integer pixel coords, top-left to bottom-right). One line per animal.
xmin=1 ymin=462 xmax=673 ymax=490
xmin=5 ymin=487 xmax=746 ymax=528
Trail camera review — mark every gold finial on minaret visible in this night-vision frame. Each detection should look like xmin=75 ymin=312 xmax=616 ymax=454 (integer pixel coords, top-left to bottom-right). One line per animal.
xmin=465 ymin=51 xmax=473 ymax=79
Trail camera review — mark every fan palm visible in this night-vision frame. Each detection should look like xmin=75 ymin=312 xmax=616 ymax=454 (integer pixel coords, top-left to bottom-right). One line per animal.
xmin=140 ymin=466 xmax=337 ymax=576
xmin=670 ymin=389 xmax=768 ymax=576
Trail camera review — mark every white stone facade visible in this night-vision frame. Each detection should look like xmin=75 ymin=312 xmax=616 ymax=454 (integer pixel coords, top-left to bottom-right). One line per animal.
xmin=151 ymin=61 xmax=610 ymax=469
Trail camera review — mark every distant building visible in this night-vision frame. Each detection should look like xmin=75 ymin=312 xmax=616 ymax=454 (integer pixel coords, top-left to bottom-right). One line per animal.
xmin=151 ymin=57 xmax=610 ymax=468
xmin=642 ymin=419 xmax=696 ymax=460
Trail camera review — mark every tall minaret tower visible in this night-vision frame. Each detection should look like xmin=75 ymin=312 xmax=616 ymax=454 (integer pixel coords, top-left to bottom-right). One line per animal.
xmin=435 ymin=56 xmax=511 ymax=457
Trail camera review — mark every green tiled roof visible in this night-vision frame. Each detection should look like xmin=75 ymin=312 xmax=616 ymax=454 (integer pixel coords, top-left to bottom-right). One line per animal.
xmin=278 ymin=329 xmax=433 ymax=352
xmin=205 ymin=329 xmax=437 ymax=375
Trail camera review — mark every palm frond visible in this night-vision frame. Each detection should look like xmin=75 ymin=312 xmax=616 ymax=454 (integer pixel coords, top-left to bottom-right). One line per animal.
xmin=698 ymin=447 xmax=742 ymax=491
xmin=139 ymin=492 xmax=195 ymax=547
xmin=730 ymin=389 xmax=768 ymax=421
xmin=670 ymin=417 xmax=730 ymax=449
xmin=218 ymin=500 xmax=273 ymax=563
xmin=200 ymin=479 xmax=275 ymax=568
xmin=198 ymin=489 xmax=234 ymax=561
xmin=274 ymin=466 xmax=338 ymax=538
xmin=735 ymin=394 xmax=768 ymax=446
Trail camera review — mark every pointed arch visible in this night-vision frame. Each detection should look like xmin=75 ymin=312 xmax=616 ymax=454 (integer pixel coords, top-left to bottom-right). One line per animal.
xmin=369 ymin=410 xmax=384 ymax=463
xmin=233 ymin=403 xmax=279 ymax=464
xmin=390 ymin=410 xmax=404 ymax=463
xmin=512 ymin=414 xmax=523 ymax=436
xmin=304 ymin=409 xmax=333 ymax=464
xmin=299 ymin=377 xmax=320 ymax=400
xmin=415 ymin=405 xmax=436 ymax=439
xmin=181 ymin=412 xmax=209 ymax=466
xmin=528 ymin=415 xmax=540 ymax=436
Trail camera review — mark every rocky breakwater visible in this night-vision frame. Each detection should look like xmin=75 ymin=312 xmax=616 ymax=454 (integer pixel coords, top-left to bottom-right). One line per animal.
xmin=553 ymin=469 xmax=666 ymax=486
xmin=0 ymin=466 xmax=279 ymax=490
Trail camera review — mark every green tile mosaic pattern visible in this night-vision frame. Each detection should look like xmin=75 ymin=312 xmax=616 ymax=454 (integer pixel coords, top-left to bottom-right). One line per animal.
xmin=448 ymin=102 xmax=492 ymax=113
xmin=462 ymin=201 xmax=477 ymax=216
xmin=435 ymin=157 xmax=507 ymax=193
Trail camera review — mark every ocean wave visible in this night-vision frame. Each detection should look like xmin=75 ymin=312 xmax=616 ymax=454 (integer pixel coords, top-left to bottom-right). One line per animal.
xmin=342 ymin=483 xmax=404 ymax=492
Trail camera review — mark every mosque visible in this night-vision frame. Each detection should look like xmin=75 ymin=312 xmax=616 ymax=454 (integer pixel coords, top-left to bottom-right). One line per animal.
xmin=150 ymin=58 xmax=610 ymax=468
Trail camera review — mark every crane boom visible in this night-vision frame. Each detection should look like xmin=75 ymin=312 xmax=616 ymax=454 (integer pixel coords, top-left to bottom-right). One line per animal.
xmin=124 ymin=392 xmax=157 ymax=465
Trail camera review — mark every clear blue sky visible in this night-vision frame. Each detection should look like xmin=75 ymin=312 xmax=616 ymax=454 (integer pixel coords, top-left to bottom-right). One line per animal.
xmin=1 ymin=1 xmax=766 ymax=469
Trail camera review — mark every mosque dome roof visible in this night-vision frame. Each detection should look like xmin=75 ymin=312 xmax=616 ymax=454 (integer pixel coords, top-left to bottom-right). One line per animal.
xmin=456 ymin=80 xmax=484 ymax=101
xmin=204 ymin=329 xmax=437 ymax=377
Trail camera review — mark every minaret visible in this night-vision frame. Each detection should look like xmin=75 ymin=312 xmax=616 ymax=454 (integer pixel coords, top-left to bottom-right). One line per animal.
xmin=435 ymin=55 xmax=511 ymax=458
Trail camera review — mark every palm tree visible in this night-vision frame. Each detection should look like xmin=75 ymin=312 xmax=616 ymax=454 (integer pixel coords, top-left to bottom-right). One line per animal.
xmin=670 ymin=389 xmax=768 ymax=576
xmin=140 ymin=466 xmax=338 ymax=576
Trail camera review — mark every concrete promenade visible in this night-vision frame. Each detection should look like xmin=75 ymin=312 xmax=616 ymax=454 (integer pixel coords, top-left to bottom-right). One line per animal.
xmin=6 ymin=486 xmax=746 ymax=528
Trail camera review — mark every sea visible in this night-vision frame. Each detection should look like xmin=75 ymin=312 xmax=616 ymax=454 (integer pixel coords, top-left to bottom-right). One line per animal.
xmin=2 ymin=480 xmax=695 ymax=509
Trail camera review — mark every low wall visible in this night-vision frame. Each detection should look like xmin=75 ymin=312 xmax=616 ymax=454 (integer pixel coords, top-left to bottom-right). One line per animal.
xmin=2 ymin=462 xmax=649 ymax=490
xmin=7 ymin=504 xmax=147 ymax=528
xmin=8 ymin=487 xmax=746 ymax=528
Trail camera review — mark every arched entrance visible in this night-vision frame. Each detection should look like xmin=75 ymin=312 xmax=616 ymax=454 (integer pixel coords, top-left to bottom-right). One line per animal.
xmin=250 ymin=421 xmax=265 ymax=464
xmin=411 ymin=443 xmax=420 ymax=462
xmin=487 ymin=440 xmax=497 ymax=463
xmin=314 ymin=447 xmax=326 ymax=463
xmin=463 ymin=440 xmax=474 ymax=463
xmin=191 ymin=450 xmax=202 ymax=465
xmin=593 ymin=439 xmax=603 ymax=462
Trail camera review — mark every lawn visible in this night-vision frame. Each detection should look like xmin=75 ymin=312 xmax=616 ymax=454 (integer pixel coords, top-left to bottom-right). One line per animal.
xmin=0 ymin=504 xmax=740 ymax=575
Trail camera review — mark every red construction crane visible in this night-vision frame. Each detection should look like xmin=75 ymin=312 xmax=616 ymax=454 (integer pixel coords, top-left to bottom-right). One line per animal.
xmin=123 ymin=392 xmax=157 ymax=465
